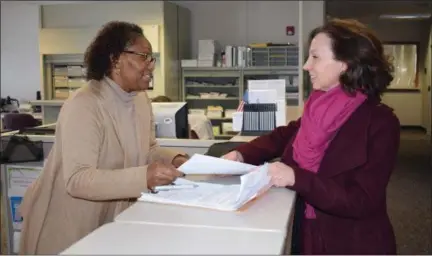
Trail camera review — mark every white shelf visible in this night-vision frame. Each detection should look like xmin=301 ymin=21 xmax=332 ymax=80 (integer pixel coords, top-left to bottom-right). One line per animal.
xmin=185 ymin=85 xmax=239 ymax=88
xmin=186 ymin=97 xmax=239 ymax=101
xmin=209 ymin=117 xmax=233 ymax=120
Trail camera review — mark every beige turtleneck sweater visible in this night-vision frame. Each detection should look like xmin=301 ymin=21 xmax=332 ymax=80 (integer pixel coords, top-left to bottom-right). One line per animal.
xmin=18 ymin=78 xmax=185 ymax=255
xmin=105 ymin=77 xmax=141 ymax=166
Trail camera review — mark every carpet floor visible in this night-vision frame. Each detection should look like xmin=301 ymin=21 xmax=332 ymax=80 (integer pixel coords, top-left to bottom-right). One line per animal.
xmin=387 ymin=130 xmax=431 ymax=254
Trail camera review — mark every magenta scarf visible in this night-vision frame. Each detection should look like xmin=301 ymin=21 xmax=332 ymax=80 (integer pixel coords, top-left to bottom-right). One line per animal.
xmin=292 ymin=85 xmax=367 ymax=219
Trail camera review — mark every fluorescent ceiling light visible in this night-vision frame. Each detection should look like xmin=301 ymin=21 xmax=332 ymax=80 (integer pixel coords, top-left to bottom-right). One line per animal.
xmin=379 ymin=13 xmax=432 ymax=20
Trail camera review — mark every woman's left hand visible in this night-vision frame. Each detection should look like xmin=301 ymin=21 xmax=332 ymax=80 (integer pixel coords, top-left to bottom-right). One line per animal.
xmin=268 ymin=162 xmax=296 ymax=187
xmin=171 ymin=155 xmax=189 ymax=168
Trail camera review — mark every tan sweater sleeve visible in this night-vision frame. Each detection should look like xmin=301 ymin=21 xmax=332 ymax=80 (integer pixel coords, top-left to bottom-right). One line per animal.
xmin=146 ymin=99 xmax=187 ymax=164
xmin=59 ymin=94 xmax=148 ymax=201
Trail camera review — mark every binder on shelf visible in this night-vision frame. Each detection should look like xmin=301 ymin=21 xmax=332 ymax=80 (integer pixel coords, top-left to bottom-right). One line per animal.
xmin=240 ymin=103 xmax=277 ymax=136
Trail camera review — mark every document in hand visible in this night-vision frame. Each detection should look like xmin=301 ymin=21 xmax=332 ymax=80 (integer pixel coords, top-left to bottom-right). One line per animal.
xmin=138 ymin=164 xmax=272 ymax=211
xmin=178 ymin=154 xmax=257 ymax=175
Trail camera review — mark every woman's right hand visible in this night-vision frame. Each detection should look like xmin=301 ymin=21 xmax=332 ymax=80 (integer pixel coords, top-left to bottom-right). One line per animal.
xmin=221 ymin=150 xmax=244 ymax=162
xmin=146 ymin=162 xmax=185 ymax=189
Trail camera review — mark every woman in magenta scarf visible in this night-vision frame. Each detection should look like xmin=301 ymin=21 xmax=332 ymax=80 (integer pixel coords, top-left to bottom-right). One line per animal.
xmin=224 ymin=19 xmax=399 ymax=254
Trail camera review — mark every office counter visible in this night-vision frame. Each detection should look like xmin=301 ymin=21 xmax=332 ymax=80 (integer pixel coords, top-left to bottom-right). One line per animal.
xmin=1 ymin=127 xmax=253 ymax=157
xmin=61 ymin=222 xmax=285 ymax=255
xmin=65 ymin=175 xmax=295 ymax=255
xmin=0 ymin=132 xmax=225 ymax=254
xmin=1 ymin=134 xmax=222 ymax=157
xmin=28 ymin=100 xmax=65 ymax=106
xmin=115 ymin=176 xmax=296 ymax=233
xmin=1 ymin=129 xmax=262 ymax=254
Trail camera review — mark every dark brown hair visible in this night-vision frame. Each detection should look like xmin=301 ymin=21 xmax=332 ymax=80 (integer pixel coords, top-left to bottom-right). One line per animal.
xmin=309 ymin=18 xmax=394 ymax=99
xmin=84 ymin=21 xmax=144 ymax=81
xmin=152 ymin=96 xmax=172 ymax=102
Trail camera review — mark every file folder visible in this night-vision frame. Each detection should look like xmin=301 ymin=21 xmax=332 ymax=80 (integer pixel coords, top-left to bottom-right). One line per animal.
xmin=240 ymin=103 xmax=277 ymax=136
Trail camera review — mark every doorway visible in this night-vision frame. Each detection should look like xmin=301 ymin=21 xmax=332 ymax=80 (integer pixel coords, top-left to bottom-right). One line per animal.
xmin=426 ymin=25 xmax=432 ymax=139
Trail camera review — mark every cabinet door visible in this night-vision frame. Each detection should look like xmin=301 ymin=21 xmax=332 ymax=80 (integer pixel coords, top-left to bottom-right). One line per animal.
xmin=40 ymin=28 xmax=96 ymax=54
xmin=140 ymin=25 xmax=159 ymax=53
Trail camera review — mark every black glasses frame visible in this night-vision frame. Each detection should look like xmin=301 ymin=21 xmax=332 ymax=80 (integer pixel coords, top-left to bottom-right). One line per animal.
xmin=123 ymin=50 xmax=156 ymax=63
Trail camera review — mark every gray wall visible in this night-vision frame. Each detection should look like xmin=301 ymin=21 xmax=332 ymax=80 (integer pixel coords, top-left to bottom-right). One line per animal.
xmin=172 ymin=1 xmax=324 ymax=58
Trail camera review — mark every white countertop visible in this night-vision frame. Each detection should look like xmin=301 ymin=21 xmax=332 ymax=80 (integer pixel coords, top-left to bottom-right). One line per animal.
xmin=157 ymin=138 xmax=222 ymax=147
xmin=61 ymin=222 xmax=285 ymax=255
xmin=1 ymin=133 xmax=223 ymax=147
xmin=115 ymin=176 xmax=296 ymax=233
xmin=28 ymin=100 xmax=65 ymax=106
xmin=116 ymin=188 xmax=295 ymax=233
xmin=62 ymin=171 xmax=296 ymax=255
xmin=230 ymin=135 xmax=257 ymax=142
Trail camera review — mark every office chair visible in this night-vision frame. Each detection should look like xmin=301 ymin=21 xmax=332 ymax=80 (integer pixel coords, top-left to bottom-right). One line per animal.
xmin=3 ymin=113 xmax=41 ymax=131
xmin=205 ymin=142 xmax=246 ymax=157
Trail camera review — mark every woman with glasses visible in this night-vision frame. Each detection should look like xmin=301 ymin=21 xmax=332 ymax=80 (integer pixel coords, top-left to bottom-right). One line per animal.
xmin=18 ymin=21 xmax=189 ymax=254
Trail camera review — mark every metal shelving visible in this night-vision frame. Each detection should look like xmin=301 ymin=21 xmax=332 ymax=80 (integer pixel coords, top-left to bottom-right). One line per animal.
xmin=43 ymin=54 xmax=86 ymax=100
xmin=181 ymin=67 xmax=241 ymax=140
xmin=42 ymin=53 xmax=161 ymax=100
xmin=181 ymin=66 xmax=302 ymax=139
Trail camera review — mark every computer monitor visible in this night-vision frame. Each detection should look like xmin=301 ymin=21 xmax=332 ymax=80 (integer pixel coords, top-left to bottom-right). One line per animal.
xmin=151 ymin=102 xmax=189 ymax=139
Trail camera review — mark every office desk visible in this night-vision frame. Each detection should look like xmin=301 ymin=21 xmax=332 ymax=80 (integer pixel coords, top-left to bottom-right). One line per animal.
xmin=61 ymin=222 xmax=285 ymax=255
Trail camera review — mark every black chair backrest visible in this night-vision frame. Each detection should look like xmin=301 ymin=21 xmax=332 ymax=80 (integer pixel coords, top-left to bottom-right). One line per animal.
xmin=3 ymin=113 xmax=40 ymax=131
xmin=0 ymin=135 xmax=44 ymax=164
xmin=205 ymin=142 xmax=246 ymax=158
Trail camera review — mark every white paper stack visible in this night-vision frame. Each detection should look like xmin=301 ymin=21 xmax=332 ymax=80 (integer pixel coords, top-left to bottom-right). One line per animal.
xmin=178 ymin=154 xmax=256 ymax=175
xmin=232 ymin=112 xmax=244 ymax=132
xmin=198 ymin=39 xmax=220 ymax=67
xmin=138 ymin=163 xmax=271 ymax=211
xmin=248 ymin=79 xmax=287 ymax=127
xmin=181 ymin=59 xmax=198 ymax=67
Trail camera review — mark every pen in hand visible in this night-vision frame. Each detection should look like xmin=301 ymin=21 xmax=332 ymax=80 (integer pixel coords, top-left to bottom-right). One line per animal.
xmin=154 ymin=184 xmax=198 ymax=192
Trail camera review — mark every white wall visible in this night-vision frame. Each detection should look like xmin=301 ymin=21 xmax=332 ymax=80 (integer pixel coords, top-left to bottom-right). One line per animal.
xmin=1 ymin=2 xmax=41 ymax=102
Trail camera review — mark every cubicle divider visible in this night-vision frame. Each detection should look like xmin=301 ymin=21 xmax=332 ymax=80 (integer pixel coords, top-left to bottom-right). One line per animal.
xmin=0 ymin=132 xmax=49 ymax=254
xmin=1 ymin=162 xmax=44 ymax=254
